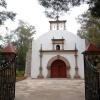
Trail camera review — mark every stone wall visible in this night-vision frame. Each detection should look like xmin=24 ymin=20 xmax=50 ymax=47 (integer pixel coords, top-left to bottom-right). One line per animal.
xmin=24 ymin=41 xmax=32 ymax=77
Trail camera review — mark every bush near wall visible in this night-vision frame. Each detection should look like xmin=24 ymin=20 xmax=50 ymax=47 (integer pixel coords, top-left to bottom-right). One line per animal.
xmin=16 ymin=69 xmax=26 ymax=81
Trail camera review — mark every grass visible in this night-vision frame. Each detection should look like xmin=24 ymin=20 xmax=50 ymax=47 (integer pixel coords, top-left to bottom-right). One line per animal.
xmin=16 ymin=69 xmax=25 ymax=77
xmin=16 ymin=69 xmax=26 ymax=81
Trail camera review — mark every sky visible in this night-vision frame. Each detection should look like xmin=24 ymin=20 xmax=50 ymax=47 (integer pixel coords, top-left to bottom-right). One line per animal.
xmin=0 ymin=0 xmax=89 ymax=38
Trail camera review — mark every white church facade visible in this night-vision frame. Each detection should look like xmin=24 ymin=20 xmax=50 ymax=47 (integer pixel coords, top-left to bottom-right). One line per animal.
xmin=25 ymin=20 xmax=85 ymax=79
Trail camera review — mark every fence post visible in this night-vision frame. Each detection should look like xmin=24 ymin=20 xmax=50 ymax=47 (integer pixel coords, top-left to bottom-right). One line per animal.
xmin=0 ymin=43 xmax=16 ymax=100
xmin=82 ymin=43 xmax=100 ymax=100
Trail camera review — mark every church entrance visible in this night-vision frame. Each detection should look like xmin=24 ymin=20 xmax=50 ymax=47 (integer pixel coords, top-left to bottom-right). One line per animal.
xmin=51 ymin=59 xmax=67 ymax=78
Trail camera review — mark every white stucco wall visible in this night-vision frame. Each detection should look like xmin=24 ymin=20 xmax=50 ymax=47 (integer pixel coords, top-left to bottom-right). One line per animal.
xmin=31 ymin=30 xmax=85 ymax=79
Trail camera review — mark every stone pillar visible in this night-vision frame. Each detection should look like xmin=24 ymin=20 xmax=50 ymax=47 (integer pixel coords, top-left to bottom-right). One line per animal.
xmin=67 ymin=67 xmax=71 ymax=78
xmin=38 ymin=46 xmax=44 ymax=78
xmin=24 ymin=40 xmax=32 ymax=77
xmin=47 ymin=66 xmax=50 ymax=78
xmin=74 ymin=52 xmax=81 ymax=79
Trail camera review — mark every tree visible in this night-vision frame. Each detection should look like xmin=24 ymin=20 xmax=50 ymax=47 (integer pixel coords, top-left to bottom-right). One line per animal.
xmin=0 ymin=0 xmax=16 ymax=25
xmin=38 ymin=0 xmax=84 ymax=19
xmin=38 ymin=0 xmax=100 ymax=18
xmin=88 ymin=0 xmax=100 ymax=17
xmin=0 ymin=0 xmax=16 ymax=44
xmin=77 ymin=11 xmax=100 ymax=45
xmin=13 ymin=20 xmax=36 ymax=70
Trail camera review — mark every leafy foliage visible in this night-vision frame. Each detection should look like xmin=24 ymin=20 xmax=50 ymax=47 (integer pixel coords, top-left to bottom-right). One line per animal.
xmin=16 ymin=69 xmax=25 ymax=77
xmin=77 ymin=11 xmax=100 ymax=45
xmin=0 ymin=0 xmax=16 ymax=25
xmin=0 ymin=0 xmax=7 ymax=8
xmin=2 ymin=20 xmax=35 ymax=70
xmin=88 ymin=0 xmax=100 ymax=17
xmin=13 ymin=20 xmax=35 ymax=70
xmin=38 ymin=0 xmax=84 ymax=19
xmin=38 ymin=0 xmax=100 ymax=18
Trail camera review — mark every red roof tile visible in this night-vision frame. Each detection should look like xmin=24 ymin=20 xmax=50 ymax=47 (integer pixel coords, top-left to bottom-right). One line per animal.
xmin=86 ymin=43 xmax=100 ymax=52
xmin=2 ymin=43 xmax=15 ymax=53
xmin=83 ymin=43 xmax=100 ymax=54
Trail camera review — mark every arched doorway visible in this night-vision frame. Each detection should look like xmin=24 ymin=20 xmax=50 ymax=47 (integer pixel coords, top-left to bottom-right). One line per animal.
xmin=51 ymin=59 xmax=67 ymax=78
xmin=47 ymin=55 xmax=70 ymax=78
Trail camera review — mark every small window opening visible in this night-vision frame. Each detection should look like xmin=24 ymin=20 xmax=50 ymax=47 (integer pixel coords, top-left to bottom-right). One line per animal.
xmin=56 ymin=45 xmax=60 ymax=50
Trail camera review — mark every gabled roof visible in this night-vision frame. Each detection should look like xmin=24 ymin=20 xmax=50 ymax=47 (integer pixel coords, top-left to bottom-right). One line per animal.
xmin=83 ymin=43 xmax=100 ymax=54
xmin=86 ymin=43 xmax=100 ymax=52
xmin=1 ymin=43 xmax=15 ymax=54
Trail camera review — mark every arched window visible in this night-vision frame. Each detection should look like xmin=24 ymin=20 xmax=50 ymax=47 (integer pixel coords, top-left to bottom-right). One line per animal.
xmin=56 ymin=45 xmax=60 ymax=50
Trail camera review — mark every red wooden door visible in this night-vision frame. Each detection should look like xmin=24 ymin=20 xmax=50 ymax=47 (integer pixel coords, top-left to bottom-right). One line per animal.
xmin=51 ymin=60 xmax=67 ymax=78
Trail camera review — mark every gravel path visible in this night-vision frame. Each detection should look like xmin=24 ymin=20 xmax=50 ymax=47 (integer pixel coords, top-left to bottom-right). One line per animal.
xmin=15 ymin=78 xmax=85 ymax=100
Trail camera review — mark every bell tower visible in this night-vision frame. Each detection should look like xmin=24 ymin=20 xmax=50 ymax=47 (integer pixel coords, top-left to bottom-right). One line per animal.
xmin=49 ymin=20 xmax=66 ymax=31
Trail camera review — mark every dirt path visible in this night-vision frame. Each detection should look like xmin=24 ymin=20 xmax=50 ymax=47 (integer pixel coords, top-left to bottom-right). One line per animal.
xmin=15 ymin=78 xmax=85 ymax=100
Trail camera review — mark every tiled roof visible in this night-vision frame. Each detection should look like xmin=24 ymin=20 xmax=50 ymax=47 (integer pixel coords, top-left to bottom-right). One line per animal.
xmin=86 ymin=43 xmax=100 ymax=52
xmin=83 ymin=43 xmax=100 ymax=54
xmin=1 ymin=43 xmax=15 ymax=53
